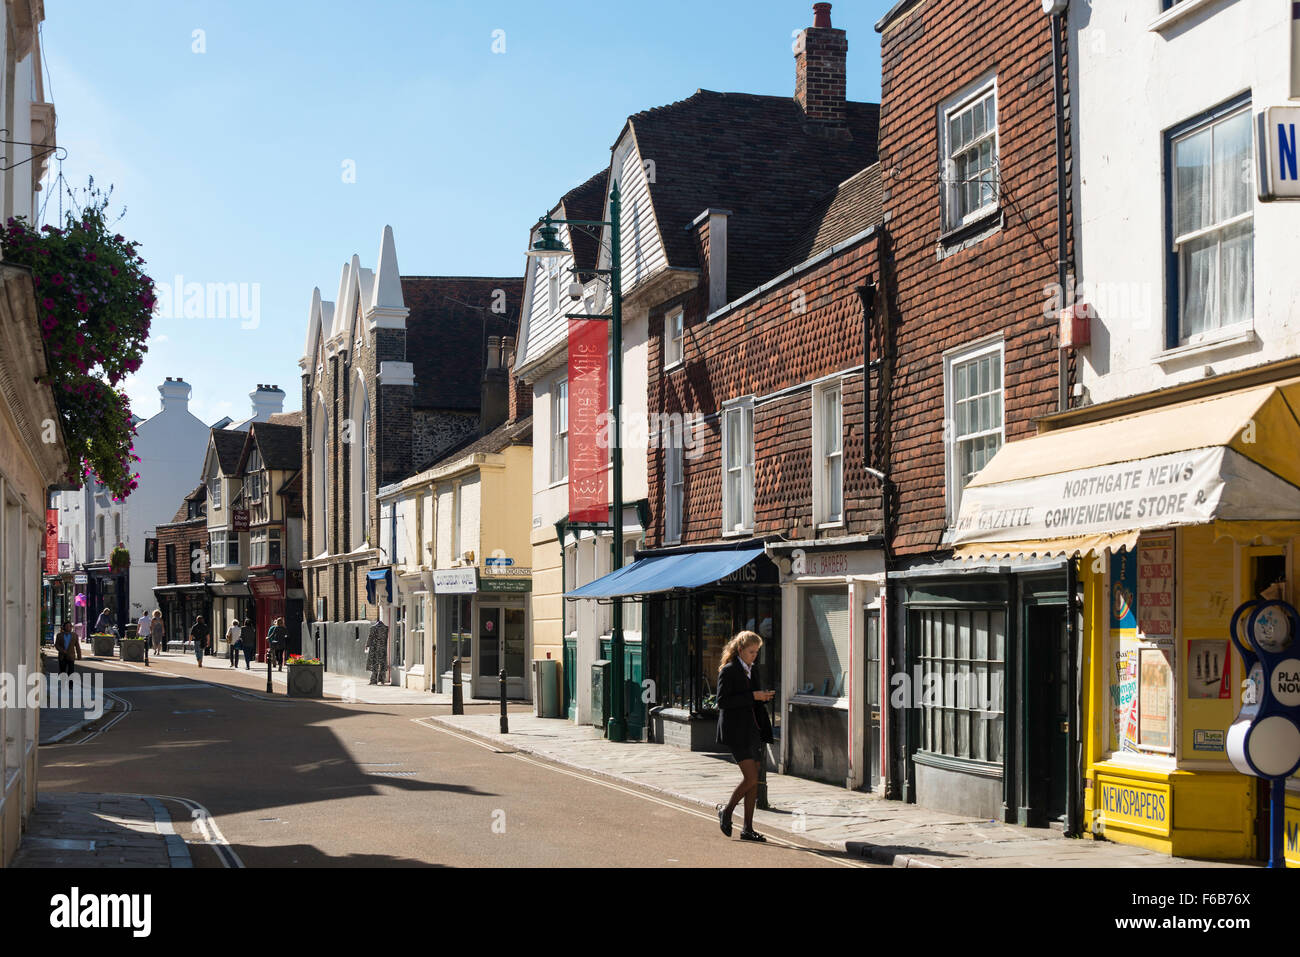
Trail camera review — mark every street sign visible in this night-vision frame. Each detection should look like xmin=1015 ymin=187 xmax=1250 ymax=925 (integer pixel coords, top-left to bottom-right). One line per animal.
xmin=231 ymin=508 xmax=250 ymax=532
xmin=1256 ymin=106 xmax=1300 ymax=201
xmin=432 ymin=568 xmax=478 ymax=594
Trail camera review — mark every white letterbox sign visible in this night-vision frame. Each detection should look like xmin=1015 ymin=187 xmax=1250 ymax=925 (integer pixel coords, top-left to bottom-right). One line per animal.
xmin=1257 ymin=106 xmax=1300 ymax=201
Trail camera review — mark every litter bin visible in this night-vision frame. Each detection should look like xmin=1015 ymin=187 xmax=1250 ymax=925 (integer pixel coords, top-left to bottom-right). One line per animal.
xmin=532 ymin=659 xmax=560 ymax=717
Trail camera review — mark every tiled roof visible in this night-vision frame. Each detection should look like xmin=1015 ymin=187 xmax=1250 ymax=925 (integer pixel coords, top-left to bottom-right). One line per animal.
xmin=626 ymin=90 xmax=879 ymax=299
xmin=561 ymin=170 xmax=609 ymax=272
xmin=169 ymin=484 xmax=205 ymax=523
xmin=268 ymin=410 xmax=303 ymax=428
xmin=402 ymin=277 xmax=525 ymax=411
xmin=783 ymin=163 xmax=883 ymax=269
xmin=415 ymin=415 xmax=532 ymax=473
xmin=211 ymin=429 xmax=248 ymax=475
xmin=239 ymin=421 xmax=302 ymax=473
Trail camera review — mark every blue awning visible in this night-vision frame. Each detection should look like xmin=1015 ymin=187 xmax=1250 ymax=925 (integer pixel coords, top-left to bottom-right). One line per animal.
xmin=366 ymin=568 xmax=392 ymax=604
xmin=565 ymin=548 xmax=765 ymax=600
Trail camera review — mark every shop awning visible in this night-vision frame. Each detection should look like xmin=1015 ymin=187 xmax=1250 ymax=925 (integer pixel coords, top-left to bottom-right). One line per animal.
xmin=952 ymin=377 xmax=1300 ymax=558
xmin=366 ymin=568 xmax=392 ymax=604
xmin=566 ymin=548 xmax=765 ymax=600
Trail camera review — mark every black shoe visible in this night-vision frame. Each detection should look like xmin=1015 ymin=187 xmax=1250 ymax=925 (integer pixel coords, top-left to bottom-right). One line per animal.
xmin=717 ymin=805 xmax=733 ymax=837
xmin=739 ymin=828 xmax=767 ymax=843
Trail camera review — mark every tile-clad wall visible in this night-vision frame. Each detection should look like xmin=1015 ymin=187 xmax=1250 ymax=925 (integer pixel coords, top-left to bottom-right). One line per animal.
xmin=644 ymin=235 xmax=884 ymax=547
xmin=878 ymin=1 xmax=1074 ymax=556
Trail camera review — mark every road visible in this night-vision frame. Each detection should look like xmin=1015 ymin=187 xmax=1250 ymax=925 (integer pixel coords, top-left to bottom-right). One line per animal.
xmin=38 ymin=654 xmax=875 ymax=868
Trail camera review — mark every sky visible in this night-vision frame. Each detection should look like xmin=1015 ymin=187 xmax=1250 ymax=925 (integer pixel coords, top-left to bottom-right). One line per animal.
xmin=42 ymin=0 xmax=888 ymax=425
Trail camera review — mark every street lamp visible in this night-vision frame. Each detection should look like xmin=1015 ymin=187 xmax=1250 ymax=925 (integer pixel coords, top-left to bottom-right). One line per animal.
xmin=527 ymin=181 xmax=627 ymax=742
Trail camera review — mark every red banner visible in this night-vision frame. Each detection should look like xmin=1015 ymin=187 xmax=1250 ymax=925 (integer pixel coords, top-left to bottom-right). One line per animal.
xmin=568 ymin=318 xmax=609 ymax=524
xmin=44 ymin=508 xmax=58 ymax=575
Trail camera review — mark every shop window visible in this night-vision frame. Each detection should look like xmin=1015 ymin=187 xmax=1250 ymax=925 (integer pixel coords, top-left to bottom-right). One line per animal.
xmin=448 ymin=594 xmax=473 ymax=664
xmin=799 ymin=587 xmax=849 ymax=698
xmin=916 ymin=608 xmax=1006 ymax=765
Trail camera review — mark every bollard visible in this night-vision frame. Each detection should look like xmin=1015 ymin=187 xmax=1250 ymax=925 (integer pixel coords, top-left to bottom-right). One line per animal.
xmin=499 ymin=668 xmax=509 ymax=734
xmin=452 ymin=657 xmax=464 ymax=715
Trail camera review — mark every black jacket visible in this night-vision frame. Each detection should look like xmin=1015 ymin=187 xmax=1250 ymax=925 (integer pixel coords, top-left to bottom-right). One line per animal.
xmin=715 ymin=658 xmax=774 ymax=748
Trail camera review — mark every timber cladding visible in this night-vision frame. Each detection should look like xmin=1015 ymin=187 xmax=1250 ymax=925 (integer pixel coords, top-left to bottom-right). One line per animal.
xmin=878 ymin=0 xmax=1074 ymax=555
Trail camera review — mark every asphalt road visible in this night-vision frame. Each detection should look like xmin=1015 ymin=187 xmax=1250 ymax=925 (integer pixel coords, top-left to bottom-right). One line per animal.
xmin=39 ymin=654 xmax=874 ymax=868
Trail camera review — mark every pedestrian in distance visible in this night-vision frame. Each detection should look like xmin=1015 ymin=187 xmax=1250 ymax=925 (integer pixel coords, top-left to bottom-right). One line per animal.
xmin=268 ymin=617 xmax=287 ymax=671
xmin=191 ymin=616 xmax=211 ymax=667
xmin=715 ymin=630 xmax=775 ymax=843
xmin=136 ymin=610 xmax=151 ymax=665
xmin=94 ymin=607 xmax=116 ymax=644
xmin=241 ymin=617 xmax=255 ymax=669
xmin=54 ymin=622 xmax=81 ymax=676
xmin=151 ymin=609 xmax=166 ymax=655
xmin=226 ymin=618 xmax=243 ymax=668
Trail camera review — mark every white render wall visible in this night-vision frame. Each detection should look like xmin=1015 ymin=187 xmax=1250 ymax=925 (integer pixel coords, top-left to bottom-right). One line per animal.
xmin=1070 ymin=0 xmax=1300 ymax=405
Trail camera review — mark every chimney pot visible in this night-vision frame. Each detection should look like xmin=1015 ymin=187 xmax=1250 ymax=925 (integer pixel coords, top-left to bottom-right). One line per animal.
xmin=813 ymin=2 xmax=832 ymax=28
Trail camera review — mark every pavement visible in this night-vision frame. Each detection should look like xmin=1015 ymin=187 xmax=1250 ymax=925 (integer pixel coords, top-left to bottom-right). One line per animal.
xmin=11 ymin=793 xmax=191 ymax=868
xmin=425 ymin=712 xmax=1255 ymax=869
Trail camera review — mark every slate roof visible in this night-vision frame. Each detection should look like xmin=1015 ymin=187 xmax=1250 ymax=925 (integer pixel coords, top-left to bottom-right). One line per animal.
xmin=211 ymin=429 xmax=248 ymax=475
xmin=402 ymin=277 xmax=525 ymax=412
xmin=268 ymin=410 xmax=303 ymax=428
xmin=624 ymin=90 xmax=879 ymax=300
xmin=783 ymin=163 xmax=884 ymax=269
xmin=560 ymin=169 xmax=609 ymax=272
xmin=237 ymin=421 xmax=303 ymax=474
xmin=415 ymin=415 xmax=532 ymax=474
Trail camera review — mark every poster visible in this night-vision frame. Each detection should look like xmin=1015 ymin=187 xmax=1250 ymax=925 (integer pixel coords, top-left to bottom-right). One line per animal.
xmin=1109 ymin=551 xmax=1140 ymax=751
xmin=1187 ymin=638 xmax=1231 ymax=699
xmin=1137 ymin=533 xmax=1175 ymax=637
xmin=1139 ymin=647 xmax=1173 ymax=749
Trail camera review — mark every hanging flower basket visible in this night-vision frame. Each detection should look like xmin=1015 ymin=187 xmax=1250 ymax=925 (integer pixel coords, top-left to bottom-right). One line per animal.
xmin=109 ymin=544 xmax=130 ymax=573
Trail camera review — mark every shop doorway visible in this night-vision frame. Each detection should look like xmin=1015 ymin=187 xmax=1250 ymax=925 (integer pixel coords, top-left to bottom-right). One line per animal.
xmin=474 ymin=604 xmax=527 ymax=698
xmin=1026 ymin=605 xmax=1069 ymax=825
xmin=866 ymin=609 xmax=882 ymax=791
xmin=1244 ymin=547 xmax=1289 ymax=861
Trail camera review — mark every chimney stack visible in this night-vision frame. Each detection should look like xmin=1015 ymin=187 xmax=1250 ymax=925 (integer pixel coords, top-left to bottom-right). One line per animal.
xmin=249 ymin=383 xmax=286 ymax=422
xmin=795 ymin=3 xmax=848 ymax=137
xmin=481 ymin=336 xmax=508 ymax=435
xmin=158 ymin=376 xmax=192 ymax=413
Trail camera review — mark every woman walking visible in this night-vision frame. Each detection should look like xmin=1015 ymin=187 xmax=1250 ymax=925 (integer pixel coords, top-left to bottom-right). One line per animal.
xmin=151 ymin=609 xmax=166 ymax=655
xmin=190 ymin=615 xmax=211 ymax=667
xmin=715 ymin=630 xmax=775 ymax=842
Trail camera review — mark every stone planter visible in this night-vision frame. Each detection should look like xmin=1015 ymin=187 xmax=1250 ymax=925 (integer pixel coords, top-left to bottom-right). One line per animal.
xmin=91 ymin=634 xmax=116 ymax=658
xmin=286 ymin=663 xmax=324 ymax=698
xmin=651 ymin=707 xmax=727 ymax=751
xmin=120 ymin=639 xmax=146 ymax=662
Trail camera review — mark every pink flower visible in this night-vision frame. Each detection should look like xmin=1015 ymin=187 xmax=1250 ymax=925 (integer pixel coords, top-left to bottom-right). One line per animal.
xmin=41 ymin=316 xmax=55 ymax=331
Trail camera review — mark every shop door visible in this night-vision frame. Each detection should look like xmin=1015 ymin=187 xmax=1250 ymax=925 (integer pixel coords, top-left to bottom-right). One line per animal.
xmin=866 ymin=610 xmax=882 ymax=791
xmin=475 ymin=606 xmax=527 ymax=698
xmin=1026 ymin=605 xmax=1069 ymax=825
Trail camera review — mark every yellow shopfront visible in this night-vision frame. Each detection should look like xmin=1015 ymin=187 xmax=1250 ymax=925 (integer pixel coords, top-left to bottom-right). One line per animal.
xmin=951 ymin=377 xmax=1300 ymax=862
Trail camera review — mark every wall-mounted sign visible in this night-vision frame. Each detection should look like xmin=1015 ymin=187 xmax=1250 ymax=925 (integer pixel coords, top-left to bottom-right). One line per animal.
xmin=568 ymin=318 xmax=609 ymax=524
xmin=231 ymin=508 xmax=250 ymax=532
xmin=1096 ymin=778 xmax=1171 ymax=836
xmin=1193 ymin=729 xmax=1226 ymax=752
xmin=480 ymin=577 xmax=531 ymax=593
xmin=1137 ymin=533 xmax=1175 ymax=638
xmin=433 ymin=568 xmax=478 ymax=594
xmin=1257 ymin=106 xmax=1300 ymax=201
xmin=144 ymin=538 xmax=158 ymax=563
xmin=44 ymin=509 xmax=58 ymax=576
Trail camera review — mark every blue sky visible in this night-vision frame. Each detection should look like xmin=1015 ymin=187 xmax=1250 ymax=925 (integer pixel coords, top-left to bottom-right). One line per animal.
xmin=43 ymin=1 xmax=887 ymax=424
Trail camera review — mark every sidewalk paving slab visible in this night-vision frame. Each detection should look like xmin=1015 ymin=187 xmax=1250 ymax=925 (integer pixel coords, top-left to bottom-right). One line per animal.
xmin=12 ymin=793 xmax=192 ymax=868
xmin=426 ymin=713 xmax=1253 ymax=869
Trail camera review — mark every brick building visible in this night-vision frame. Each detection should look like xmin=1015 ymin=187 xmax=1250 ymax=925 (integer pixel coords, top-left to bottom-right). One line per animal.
xmin=152 ymin=484 xmax=210 ymax=652
xmin=875 ymin=0 xmax=1077 ymax=824
xmin=564 ymin=4 xmax=884 ymax=785
xmin=299 ymin=225 xmax=522 ymax=680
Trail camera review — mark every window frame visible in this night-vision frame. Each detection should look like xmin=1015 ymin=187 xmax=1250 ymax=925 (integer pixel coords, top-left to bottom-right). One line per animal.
xmin=812 ymin=380 xmax=844 ymax=527
xmin=943 ymin=337 xmax=1005 ymax=525
xmin=721 ymin=397 xmax=754 ymax=536
xmin=1163 ymin=91 xmax=1254 ymax=350
xmin=663 ymin=307 xmax=685 ymax=370
xmin=939 ymin=75 xmax=1000 ymax=235
xmin=664 ymin=439 xmax=684 ymax=545
xmin=551 ymin=378 xmax=569 ymax=484
xmin=913 ymin=606 xmax=1006 ymax=767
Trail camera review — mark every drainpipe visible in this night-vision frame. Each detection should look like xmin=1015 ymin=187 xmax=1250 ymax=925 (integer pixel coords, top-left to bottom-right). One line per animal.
xmin=1049 ymin=2 xmax=1070 ymax=413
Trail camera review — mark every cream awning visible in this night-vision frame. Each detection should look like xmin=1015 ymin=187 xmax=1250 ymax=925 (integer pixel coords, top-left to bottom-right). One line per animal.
xmin=951 ymin=377 xmax=1300 ymax=559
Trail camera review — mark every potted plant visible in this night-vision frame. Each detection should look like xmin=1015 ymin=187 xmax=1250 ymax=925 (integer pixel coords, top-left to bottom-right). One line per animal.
xmin=286 ymin=654 xmax=324 ymax=698
xmin=119 ymin=636 xmax=147 ymax=662
xmin=109 ymin=543 xmax=130 ymax=573
xmin=90 ymin=632 xmax=116 ymax=657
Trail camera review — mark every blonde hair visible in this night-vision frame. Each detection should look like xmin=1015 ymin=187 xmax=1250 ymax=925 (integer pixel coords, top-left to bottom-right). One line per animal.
xmin=719 ymin=630 xmax=762 ymax=674
xmin=152 ymin=609 xmax=162 ymax=619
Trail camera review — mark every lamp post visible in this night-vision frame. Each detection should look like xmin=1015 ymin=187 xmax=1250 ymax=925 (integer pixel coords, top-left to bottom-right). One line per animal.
xmin=527 ymin=182 xmax=627 ymax=742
